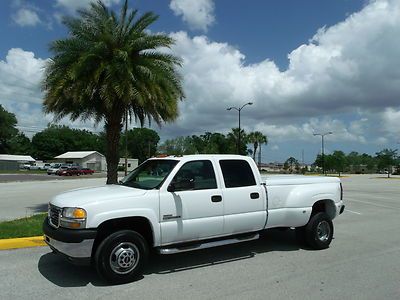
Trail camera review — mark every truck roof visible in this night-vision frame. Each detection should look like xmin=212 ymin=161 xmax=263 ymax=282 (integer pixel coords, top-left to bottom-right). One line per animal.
xmin=148 ymin=154 xmax=253 ymax=162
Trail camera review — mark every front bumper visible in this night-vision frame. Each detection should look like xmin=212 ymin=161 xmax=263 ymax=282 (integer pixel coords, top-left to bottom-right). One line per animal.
xmin=43 ymin=217 xmax=97 ymax=265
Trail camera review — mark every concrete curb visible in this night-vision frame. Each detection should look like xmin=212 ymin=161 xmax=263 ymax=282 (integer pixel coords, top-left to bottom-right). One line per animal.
xmin=0 ymin=236 xmax=45 ymax=250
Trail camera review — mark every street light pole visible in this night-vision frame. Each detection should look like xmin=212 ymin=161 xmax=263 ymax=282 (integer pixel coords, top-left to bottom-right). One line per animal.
xmin=227 ymin=102 xmax=253 ymax=154
xmin=313 ymin=132 xmax=333 ymax=175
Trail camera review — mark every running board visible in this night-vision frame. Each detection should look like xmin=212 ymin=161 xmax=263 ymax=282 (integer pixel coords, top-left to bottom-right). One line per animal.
xmin=157 ymin=233 xmax=259 ymax=255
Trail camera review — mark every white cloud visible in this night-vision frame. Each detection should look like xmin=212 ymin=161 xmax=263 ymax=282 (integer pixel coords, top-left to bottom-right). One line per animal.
xmin=0 ymin=48 xmax=47 ymax=106
xmin=55 ymin=0 xmax=121 ymax=13
xmin=170 ymin=0 xmax=215 ymax=32
xmin=159 ymin=0 xmax=400 ymax=144
xmin=12 ymin=8 xmax=40 ymax=27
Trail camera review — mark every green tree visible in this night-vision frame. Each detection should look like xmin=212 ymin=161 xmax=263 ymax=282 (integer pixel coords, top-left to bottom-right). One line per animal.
xmin=42 ymin=1 xmax=184 ymax=184
xmin=159 ymin=136 xmax=196 ymax=155
xmin=227 ymin=128 xmax=247 ymax=155
xmin=125 ymin=128 xmax=160 ymax=163
xmin=8 ymin=132 xmax=32 ymax=155
xmin=247 ymin=131 xmax=268 ymax=161
xmin=0 ymin=105 xmax=18 ymax=153
xmin=376 ymin=148 xmax=398 ymax=178
xmin=330 ymin=150 xmax=346 ymax=176
xmin=32 ymin=125 xmax=103 ymax=160
xmin=284 ymin=157 xmax=299 ymax=173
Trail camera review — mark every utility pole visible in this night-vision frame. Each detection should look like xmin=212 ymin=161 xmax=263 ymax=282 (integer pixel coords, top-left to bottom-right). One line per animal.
xmin=227 ymin=102 xmax=253 ymax=154
xmin=124 ymin=111 xmax=128 ymax=176
xmin=313 ymin=132 xmax=333 ymax=175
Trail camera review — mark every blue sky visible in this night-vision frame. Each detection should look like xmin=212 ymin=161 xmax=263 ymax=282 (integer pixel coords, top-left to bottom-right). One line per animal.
xmin=1 ymin=0 xmax=399 ymax=163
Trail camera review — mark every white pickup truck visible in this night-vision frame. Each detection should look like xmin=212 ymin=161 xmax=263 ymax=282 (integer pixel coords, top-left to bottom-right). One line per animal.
xmin=43 ymin=154 xmax=345 ymax=283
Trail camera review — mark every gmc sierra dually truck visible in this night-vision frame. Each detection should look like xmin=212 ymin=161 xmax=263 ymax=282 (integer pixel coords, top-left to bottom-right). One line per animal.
xmin=43 ymin=154 xmax=345 ymax=283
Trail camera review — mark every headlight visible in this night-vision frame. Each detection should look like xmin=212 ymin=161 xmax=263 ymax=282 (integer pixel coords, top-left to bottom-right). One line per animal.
xmin=60 ymin=207 xmax=87 ymax=229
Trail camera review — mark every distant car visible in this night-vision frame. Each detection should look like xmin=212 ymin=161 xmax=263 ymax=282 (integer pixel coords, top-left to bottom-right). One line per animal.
xmin=58 ymin=167 xmax=81 ymax=176
xmin=55 ymin=165 xmax=71 ymax=175
xmin=47 ymin=163 xmax=62 ymax=175
xmin=80 ymin=168 xmax=94 ymax=175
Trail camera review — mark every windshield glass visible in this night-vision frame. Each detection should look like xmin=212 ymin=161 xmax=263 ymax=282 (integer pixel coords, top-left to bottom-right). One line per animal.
xmin=120 ymin=159 xmax=178 ymax=190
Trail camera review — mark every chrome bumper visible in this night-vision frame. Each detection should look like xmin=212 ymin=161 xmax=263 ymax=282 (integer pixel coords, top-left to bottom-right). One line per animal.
xmin=44 ymin=235 xmax=94 ymax=258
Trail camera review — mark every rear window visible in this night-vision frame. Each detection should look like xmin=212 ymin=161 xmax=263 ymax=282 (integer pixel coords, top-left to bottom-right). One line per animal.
xmin=219 ymin=160 xmax=256 ymax=188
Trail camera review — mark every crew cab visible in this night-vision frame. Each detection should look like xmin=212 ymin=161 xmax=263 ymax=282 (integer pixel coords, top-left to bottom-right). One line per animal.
xmin=43 ymin=155 xmax=345 ymax=284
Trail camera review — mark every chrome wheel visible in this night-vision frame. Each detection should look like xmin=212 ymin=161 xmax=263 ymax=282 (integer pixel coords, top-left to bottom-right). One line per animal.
xmin=109 ymin=242 xmax=139 ymax=274
xmin=316 ymin=220 xmax=331 ymax=242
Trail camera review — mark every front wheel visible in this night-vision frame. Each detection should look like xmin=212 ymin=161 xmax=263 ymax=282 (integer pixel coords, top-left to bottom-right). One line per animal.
xmin=305 ymin=212 xmax=334 ymax=250
xmin=94 ymin=230 xmax=148 ymax=284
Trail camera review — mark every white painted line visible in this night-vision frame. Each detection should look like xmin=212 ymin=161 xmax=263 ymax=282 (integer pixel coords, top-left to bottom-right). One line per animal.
xmin=346 ymin=198 xmax=399 ymax=210
xmin=345 ymin=209 xmax=362 ymax=215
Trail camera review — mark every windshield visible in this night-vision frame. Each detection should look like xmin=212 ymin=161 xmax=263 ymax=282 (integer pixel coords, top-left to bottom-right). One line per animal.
xmin=120 ymin=159 xmax=178 ymax=190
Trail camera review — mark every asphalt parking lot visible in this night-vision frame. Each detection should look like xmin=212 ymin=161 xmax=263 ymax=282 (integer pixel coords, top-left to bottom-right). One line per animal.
xmin=0 ymin=174 xmax=399 ymax=299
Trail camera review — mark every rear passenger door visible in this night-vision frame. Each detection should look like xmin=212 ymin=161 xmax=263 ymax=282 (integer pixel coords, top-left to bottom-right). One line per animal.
xmin=219 ymin=159 xmax=266 ymax=235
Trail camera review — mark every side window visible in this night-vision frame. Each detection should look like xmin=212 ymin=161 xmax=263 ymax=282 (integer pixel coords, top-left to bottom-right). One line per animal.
xmin=171 ymin=160 xmax=217 ymax=191
xmin=219 ymin=160 xmax=256 ymax=188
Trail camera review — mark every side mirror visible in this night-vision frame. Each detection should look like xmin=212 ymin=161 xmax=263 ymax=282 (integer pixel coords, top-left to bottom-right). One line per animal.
xmin=167 ymin=183 xmax=176 ymax=193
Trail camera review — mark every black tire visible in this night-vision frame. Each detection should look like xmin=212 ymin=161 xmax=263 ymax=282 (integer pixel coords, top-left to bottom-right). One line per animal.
xmin=94 ymin=230 xmax=148 ymax=284
xmin=305 ymin=212 xmax=333 ymax=250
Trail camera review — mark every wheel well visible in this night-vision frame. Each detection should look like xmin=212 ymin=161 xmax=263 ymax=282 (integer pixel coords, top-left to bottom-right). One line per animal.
xmin=92 ymin=217 xmax=154 ymax=256
xmin=311 ymin=200 xmax=336 ymax=220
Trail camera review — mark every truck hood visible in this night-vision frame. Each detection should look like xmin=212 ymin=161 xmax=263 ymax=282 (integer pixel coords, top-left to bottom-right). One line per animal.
xmin=50 ymin=184 xmax=147 ymax=208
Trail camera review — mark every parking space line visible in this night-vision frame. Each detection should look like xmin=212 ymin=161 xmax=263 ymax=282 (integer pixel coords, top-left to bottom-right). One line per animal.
xmin=345 ymin=209 xmax=362 ymax=215
xmin=346 ymin=198 xmax=400 ymax=210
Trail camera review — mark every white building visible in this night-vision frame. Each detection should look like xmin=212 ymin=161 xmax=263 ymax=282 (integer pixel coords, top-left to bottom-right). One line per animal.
xmin=0 ymin=154 xmax=35 ymax=170
xmin=54 ymin=151 xmax=106 ymax=171
xmin=119 ymin=158 xmax=139 ymax=172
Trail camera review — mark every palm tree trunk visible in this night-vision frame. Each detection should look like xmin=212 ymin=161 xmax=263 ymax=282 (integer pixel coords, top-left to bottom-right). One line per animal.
xmin=105 ymin=118 xmax=123 ymax=184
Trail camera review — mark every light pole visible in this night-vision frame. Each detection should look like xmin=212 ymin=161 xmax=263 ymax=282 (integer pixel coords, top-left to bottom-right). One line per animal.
xmin=227 ymin=102 xmax=253 ymax=154
xmin=313 ymin=132 xmax=333 ymax=175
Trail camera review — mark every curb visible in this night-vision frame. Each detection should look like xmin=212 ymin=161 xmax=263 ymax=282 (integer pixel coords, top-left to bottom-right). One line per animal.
xmin=0 ymin=236 xmax=45 ymax=250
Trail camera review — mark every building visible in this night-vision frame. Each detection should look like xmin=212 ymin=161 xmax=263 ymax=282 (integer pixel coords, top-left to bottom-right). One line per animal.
xmin=0 ymin=154 xmax=35 ymax=170
xmin=54 ymin=151 xmax=106 ymax=171
xmin=119 ymin=158 xmax=139 ymax=172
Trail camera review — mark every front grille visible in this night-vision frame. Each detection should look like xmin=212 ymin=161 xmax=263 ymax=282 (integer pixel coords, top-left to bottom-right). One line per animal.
xmin=49 ymin=205 xmax=61 ymax=228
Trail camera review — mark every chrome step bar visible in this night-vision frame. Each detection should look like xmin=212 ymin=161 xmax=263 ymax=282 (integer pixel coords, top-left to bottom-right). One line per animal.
xmin=157 ymin=233 xmax=259 ymax=255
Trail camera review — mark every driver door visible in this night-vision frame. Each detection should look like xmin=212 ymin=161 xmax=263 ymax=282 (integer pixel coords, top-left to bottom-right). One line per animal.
xmin=159 ymin=160 xmax=224 ymax=245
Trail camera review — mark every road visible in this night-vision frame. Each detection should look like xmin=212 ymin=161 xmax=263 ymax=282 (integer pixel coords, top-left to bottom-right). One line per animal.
xmin=0 ymin=174 xmax=399 ymax=299
xmin=0 ymin=178 xmax=106 ymax=221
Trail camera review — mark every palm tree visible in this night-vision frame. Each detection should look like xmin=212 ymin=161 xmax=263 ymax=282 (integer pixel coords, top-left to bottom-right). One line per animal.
xmin=227 ymin=128 xmax=247 ymax=155
xmin=42 ymin=0 xmax=184 ymax=184
xmin=247 ymin=131 xmax=268 ymax=161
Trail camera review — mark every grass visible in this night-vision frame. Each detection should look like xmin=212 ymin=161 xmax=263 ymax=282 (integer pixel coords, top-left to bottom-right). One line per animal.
xmin=0 ymin=213 xmax=46 ymax=239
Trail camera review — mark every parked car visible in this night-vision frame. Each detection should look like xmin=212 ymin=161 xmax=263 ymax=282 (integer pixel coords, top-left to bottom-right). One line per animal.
xmin=58 ymin=167 xmax=81 ymax=176
xmin=28 ymin=163 xmax=51 ymax=171
xmin=80 ymin=168 xmax=94 ymax=175
xmin=55 ymin=165 xmax=72 ymax=175
xmin=44 ymin=154 xmax=345 ymax=284
xmin=47 ymin=163 xmax=63 ymax=175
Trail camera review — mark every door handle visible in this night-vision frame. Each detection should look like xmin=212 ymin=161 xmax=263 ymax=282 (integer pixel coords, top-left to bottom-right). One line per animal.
xmin=250 ymin=192 xmax=259 ymax=199
xmin=211 ymin=195 xmax=222 ymax=202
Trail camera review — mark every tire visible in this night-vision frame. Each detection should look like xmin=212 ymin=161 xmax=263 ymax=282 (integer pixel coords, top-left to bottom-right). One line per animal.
xmin=94 ymin=230 xmax=148 ymax=284
xmin=305 ymin=212 xmax=333 ymax=250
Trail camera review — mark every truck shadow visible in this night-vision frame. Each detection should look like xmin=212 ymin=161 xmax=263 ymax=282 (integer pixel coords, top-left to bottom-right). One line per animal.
xmin=38 ymin=229 xmax=302 ymax=287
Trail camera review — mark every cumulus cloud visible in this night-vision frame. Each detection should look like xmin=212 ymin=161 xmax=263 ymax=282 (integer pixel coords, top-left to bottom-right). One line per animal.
xmin=55 ymin=0 xmax=121 ymax=13
xmin=170 ymin=0 xmax=215 ymax=32
xmin=159 ymin=0 xmax=400 ymax=144
xmin=12 ymin=8 xmax=40 ymax=27
xmin=0 ymin=48 xmax=47 ymax=106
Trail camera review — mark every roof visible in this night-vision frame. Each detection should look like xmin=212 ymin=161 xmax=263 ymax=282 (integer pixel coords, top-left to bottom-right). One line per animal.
xmin=0 ymin=154 xmax=35 ymax=162
xmin=54 ymin=151 xmax=105 ymax=159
